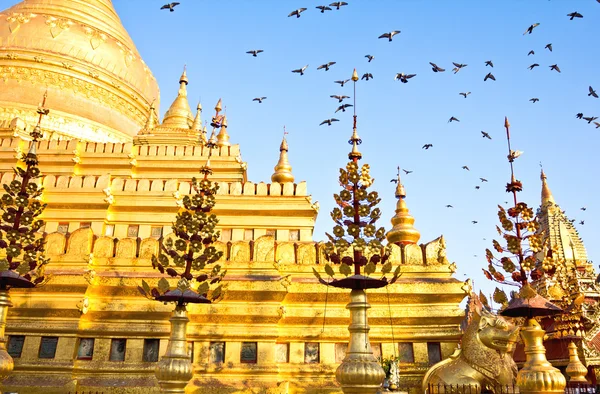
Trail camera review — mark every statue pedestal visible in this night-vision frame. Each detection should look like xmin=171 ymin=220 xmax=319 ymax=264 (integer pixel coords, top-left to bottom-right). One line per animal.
xmin=155 ymin=304 xmax=193 ymax=393
xmin=336 ymin=289 xmax=385 ymax=394
xmin=517 ymin=318 xmax=566 ymax=394
xmin=0 ymin=289 xmax=14 ymax=382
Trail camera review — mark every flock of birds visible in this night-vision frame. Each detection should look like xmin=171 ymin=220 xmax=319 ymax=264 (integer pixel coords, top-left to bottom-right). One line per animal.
xmin=157 ymin=2 xmax=595 ymax=229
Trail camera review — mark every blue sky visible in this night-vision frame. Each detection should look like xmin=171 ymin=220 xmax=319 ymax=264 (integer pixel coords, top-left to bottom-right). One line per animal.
xmin=4 ymin=0 xmax=598 ymax=298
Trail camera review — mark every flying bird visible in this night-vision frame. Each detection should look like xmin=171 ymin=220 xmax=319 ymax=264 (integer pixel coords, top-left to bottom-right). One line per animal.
xmin=402 ymin=169 xmax=413 ymax=174
xmin=452 ymin=62 xmax=467 ymax=74
xmin=459 ymin=92 xmax=471 ymax=98
xmin=317 ymin=62 xmax=336 ymax=71
xmin=395 ymin=73 xmax=416 ymax=83
xmin=319 ymin=118 xmax=339 ymax=126
xmin=429 ymin=62 xmax=445 ymax=72
xmin=581 ymin=207 xmax=587 ymax=211
xmin=335 ymin=104 xmax=353 ymax=113
xmin=485 ymin=60 xmax=494 ymax=67
xmin=528 ymin=63 xmax=539 ymax=70
xmin=291 ymin=65 xmax=309 ymax=75
xmin=378 ymin=30 xmax=401 ymax=41
xmin=365 ymin=55 xmax=375 ymax=63
xmin=481 ymin=131 xmax=492 ymax=139
xmin=316 ymin=5 xmax=332 ymax=12
xmin=448 ymin=117 xmax=460 ymax=123
xmin=508 ymin=150 xmax=523 ymax=161
xmin=528 ymin=50 xmax=535 ymax=56
xmin=334 ymin=79 xmax=350 ymax=87
xmin=446 ymin=205 xmax=454 ymax=208
xmin=567 ymin=12 xmax=583 ymax=20
xmin=480 ymin=178 xmax=488 ymax=183
xmin=484 ymin=72 xmax=496 ymax=81
xmin=549 ymin=64 xmax=561 ymax=73
xmin=589 ymin=86 xmax=598 ymax=98
xmin=462 ymin=166 xmax=470 ymax=171
xmin=472 ymin=221 xmax=478 ymax=224
xmin=361 ymin=73 xmax=373 ymax=81
xmin=475 ymin=186 xmax=480 ymax=190
xmin=288 ymin=8 xmax=307 ymax=18
xmin=576 ymin=113 xmax=584 ymax=119
xmin=583 ymin=116 xmax=598 ymax=124
xmin=330 ymin=95 xmax=350 ymax=103
xmin=580 ymin=220 xmax=585 ymax=225
xmin=252 ymin=97 xmax=267 ymax=103
xmin=530 ymin=98 xmax=539 ymax=103
xmin=422 ymin=144 xmax=433 ymax=150
xmin=524 ymin=23 xmax=540 ymax=35
xmin=246 ymin=50 xmax=264 ymax=57
xmin=594 ymin=122 xmax=600 ymax=129
xmin=329 ymin=2 xmax=348 ymax=10
xmin=160 ymin=2 xmax=180 ymax=12
xmin=545 ymin=43 xmax=553 ymax=52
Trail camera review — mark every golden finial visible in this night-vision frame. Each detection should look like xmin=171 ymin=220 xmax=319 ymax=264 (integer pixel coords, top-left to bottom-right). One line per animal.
xmin=352 ymin=68 xmax=359 ymax=81
xmin=191 ymin=102 xmax=202 ymax=131
xmin=143 ymin=100 xmax=157 ymax=131
xmin=348 ymin=68 xmax=362 ymax=160
xmin=565 ymin=342 xmax=588 ymax=383
xmin=162 ymin=68 xmax=194 ymax=128
xmin=216 ymin=115 xmax=231 ymax=147
xmin=215 ymin=98 xmax=223 ymax=113
xmin=386 ymin=166 xmax=420 ymax=245
xmin=271 ymin=127 xmax=294 ymax=183
xmin=540 ymin=169 xmax=555 ymax=205
xmin=504 ymin=116 xmax=510 ymax=129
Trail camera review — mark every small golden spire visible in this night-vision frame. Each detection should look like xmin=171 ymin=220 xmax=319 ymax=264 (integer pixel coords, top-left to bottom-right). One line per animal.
xmin=541 ymin=169 xmax=555 ymax=206
xmin=162 ymin=66 xmax=194 ymax=129
xmin=191 ymin=102 xmax=202 ymax=131
xmin=199 ymin=124 xmax=208 ymax=144
xmin=216 ymin=115 xmax=231 ymax=147
xmin=565 ymin=342 xmax=588 ymax=383
xmin=271 ymin=130 xmax=294 ymax=183
xmin=386 ymin=167 xmax=421 ymax=245
xmin=348 ymin=126 xmax=362 ymax=160
xmin=144 ymin=100 xmax=157 ymax=130
xmin=352 ymin=68 xmax=359 ymax=81
xmin=215 ymin=98 xmax=223 ymax=113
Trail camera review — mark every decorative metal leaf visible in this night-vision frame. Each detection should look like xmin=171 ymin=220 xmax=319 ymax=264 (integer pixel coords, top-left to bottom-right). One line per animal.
xmin=197 ymin=281 xmax=209 ymax=295
xmin=157 ymin=277 xmax=170 ymax=294
xmin=324 ymin=264 xmax=335 ymax=277
xmin=364 ymin=261 xmax=376 ymax=276
xmin=142 ymin=280 xmax=151 ymax=295
xmin=479 ymin=290 xmax=490 ymax=308
xmin=493 ymin=287 xmax=508 ymax=306
xmin=381 ymin=261 xmax=392 ymax=274
xmin=339 ymin=263 xmax=352 ymax=277
xmin=312 ymin=267 xmax=322 ymax=281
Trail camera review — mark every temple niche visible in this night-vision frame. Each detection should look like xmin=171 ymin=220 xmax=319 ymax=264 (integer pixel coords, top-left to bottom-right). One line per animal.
xmin=0 ymin=0 xmax=466 ymax=393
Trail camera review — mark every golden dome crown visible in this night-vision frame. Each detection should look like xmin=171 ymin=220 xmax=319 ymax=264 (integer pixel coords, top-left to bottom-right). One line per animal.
xmin=0 ymin=0 xmax=160 ymax=142
xmin=386 ymin=170 xmax=420 ymax=245
xmin=271 ymin=133 xmax=294 ymax=183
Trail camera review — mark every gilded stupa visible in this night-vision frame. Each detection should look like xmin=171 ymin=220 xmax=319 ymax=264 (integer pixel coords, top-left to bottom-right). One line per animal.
xmin=0 ymin=1 xmax=468 ymax=393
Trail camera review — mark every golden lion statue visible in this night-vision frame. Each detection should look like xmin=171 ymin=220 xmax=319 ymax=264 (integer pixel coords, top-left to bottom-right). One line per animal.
xmin=422 ymin=293 xmax=519 ymax=393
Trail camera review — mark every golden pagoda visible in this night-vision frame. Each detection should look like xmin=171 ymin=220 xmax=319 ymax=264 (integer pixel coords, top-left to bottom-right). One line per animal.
xmin=0 ymin=1 xmax=468 ymax=393
xmin=528 ymin=170 xmax=600 ymax=384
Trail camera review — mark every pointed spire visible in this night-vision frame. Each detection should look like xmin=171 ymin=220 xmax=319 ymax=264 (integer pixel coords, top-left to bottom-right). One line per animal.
xmin=144 ymin=100 xmax=157 ymax=130
xmin=192 ymin=102 xmax=202 ymax=131
xmin=162 ymin=66 xmax=194 ymax=129
xmin=386 ymin=167 xmax=420 ymax=245
xmin=348 ymin=68 xmax=362 ymax=161
xmin=216 ymin=114 xmax=231 ymax=147
xmin=271 ymin=129 xmax=294 ymax=183
xmin=541 ymin=169 xmax=555 ymax=206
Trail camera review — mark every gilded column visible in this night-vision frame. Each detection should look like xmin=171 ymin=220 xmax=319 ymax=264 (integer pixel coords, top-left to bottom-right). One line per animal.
xmin=336 ymin=289 xmax=385 ymax=394
xmin=0 ymin=289 xmax=13 ymax=382
xmin=565 ymin=342 xmax=588 ymax=384
xmin=155 ymin=304 xmax=193 ymax=393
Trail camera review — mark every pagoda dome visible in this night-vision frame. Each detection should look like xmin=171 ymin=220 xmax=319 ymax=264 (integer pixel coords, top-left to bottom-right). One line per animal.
xmin=0 ymin=0 xmax=160 ymax=142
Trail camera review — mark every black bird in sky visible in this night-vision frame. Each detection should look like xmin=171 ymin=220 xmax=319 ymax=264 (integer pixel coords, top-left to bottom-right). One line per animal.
xmin=576 ymin=113 xmax=584 ymax=119
xmin=330 ymin=95 xmax=350 ymax=103
xmin=530 ymin=98 xmax=539 ymax=103
xmin=288 ymin=8 xmax=307 ymax=18
xmin=528 ymin=50 xmax=535 ymax=56
xmin=594 ymin=122 xmax=600 ymax=129
xmin=335 ymin=104 xmax=353 ymax=113
xmin=448 ymin=116 xmax=460 ymax=123
xmin=580 ymin=220 xmax=585 ymax=225
xmin=430 ymin=62 xmax=445 ymax=72
xmin=480 ymin=178 xmax=488 ymax=183
xmin=484 ymin=72 xmax=495 ymax=81
xmin=545 ymin=43 xmax=553 ymax=52
xmin=581 ymin=207 xmax=587 ymax=211
xmin=378 ymin=30 xmax=401 ymax=41
xmin=160 ymin=2 xmax=180 ymax=12
xmin=317 ymin=62 xmax=336 ymax=71
xmin=481 ymin=131 xmax=492 ymax=139
xmin=252 ymin=97 xmax=267 ymax=103
xmin=589 ymin=86 xmax=598 ymax=98
xmin=403 ymin=169 xmax=413 ymax=174
xmin=524 ymin=23 xmax=540 ymax=35
xmin=365 ymin=55 xmax=375 ymax=62
xmin=528 ymin=63 xmax=539 ymax=70
xmin=422 ymin=144 xmax=433 ymax=150
xmin=462 ymin=166 xmax=470 ymax=171
xmin=246 ymin=49 xmax=264 ymax=57
xmin=320 ymin=118 xmax=339 ymax=126
xmin=452 ymin=62 xmax=467 ymax=74
xmin=292 ymin=65 xmax=309 ymax=75
xmin=446 ymin=205 xmax=454 ymax=208
xmin=334 ymin=79 xmax=350 ymax=87
xmin=395 ymin=73 xmax=416 ymax=83
xmin=459 ymin=92 xmax=471 ymax=98
xmin=316 ymin=5 xmax=332 ymax=12
xmin=485 ymin=60 xmax=494 ymax=67
xmin=329 ymin=2 xmax=348 ymax=10
xmin=550 ymin=64 xmax=561 ymax=73
xmin=583 ymin=116 xmax=598 ymax=124
xmin=475 ymin=186 xmax=480 ymax=190
xmin=361 ymin=73 xmax=373 ymax=81
xmin=472 ymin=221 xmax=478 ymax=224
xmin=567 ymin=12 xmax=583 ymax=20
